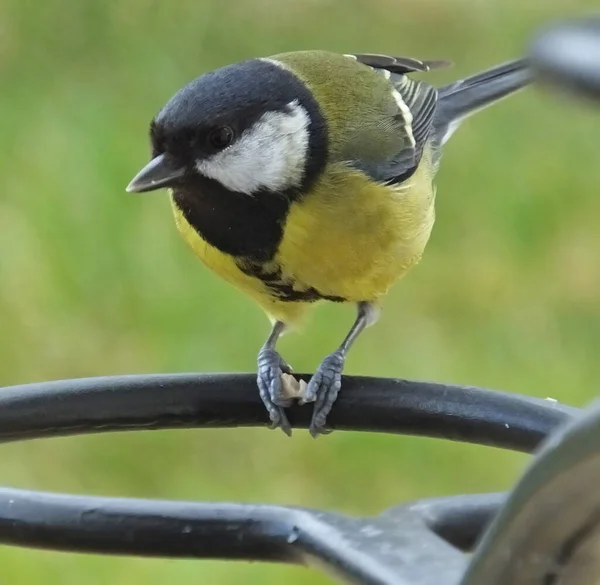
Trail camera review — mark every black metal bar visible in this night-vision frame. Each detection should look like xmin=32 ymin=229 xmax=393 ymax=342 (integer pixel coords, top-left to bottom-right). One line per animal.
xmin=529 ymin=17 xmax=600 ymax=100
xmin=408 ymin=493 xmax=506 ymax=552
xmin=0 ymin=489 xmax=303 ymax=562
xmin=0 ymin=486 xmax=483 ymax=585
xmin=0 ymin=373 xmax=576 ymax=452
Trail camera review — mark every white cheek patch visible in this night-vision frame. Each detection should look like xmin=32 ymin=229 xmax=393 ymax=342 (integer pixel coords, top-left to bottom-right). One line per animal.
xmin=195 ymin=100 xmax=310 ymax=195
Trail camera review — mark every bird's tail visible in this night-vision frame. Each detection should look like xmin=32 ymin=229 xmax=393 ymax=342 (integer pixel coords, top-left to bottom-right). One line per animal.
xmin=434 ymin=59 xmax=532 ymax=146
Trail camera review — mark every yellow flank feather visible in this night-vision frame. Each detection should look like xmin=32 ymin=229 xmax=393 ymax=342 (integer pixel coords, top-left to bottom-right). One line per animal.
xmin=277 ymin=151 xmax=436 ymax=305
xmin=170 ymin=146 xmax=436 ymax=327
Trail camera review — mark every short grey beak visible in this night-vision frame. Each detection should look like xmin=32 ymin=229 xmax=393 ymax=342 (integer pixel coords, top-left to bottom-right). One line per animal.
xmin=126 ymin=154 xmax=186 ymax=193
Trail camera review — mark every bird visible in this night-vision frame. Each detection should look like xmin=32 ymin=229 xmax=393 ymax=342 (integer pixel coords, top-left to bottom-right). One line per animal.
xmin=126 ymin=50 xmax=531 ymax=437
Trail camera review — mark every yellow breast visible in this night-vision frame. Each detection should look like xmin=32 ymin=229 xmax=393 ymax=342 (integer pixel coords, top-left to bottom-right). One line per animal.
xmin=275 ymin=151 xmax=436 ymax=302
xmin=170 ymin=149 xmax=436 ymax=324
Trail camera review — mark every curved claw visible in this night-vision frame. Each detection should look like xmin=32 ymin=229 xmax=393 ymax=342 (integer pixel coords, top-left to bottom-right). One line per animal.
xmin=302 ymin=350 xmax=345 ymax=437
xmin=257 ymin=348 xmax=294 ymax=436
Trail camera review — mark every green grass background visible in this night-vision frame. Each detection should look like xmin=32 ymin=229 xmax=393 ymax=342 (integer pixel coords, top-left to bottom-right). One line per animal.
xmin=1 ymin=0 xmax=600 ymax=582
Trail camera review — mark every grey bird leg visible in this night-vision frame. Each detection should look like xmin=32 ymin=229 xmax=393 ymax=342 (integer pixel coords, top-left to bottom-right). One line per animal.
xmin=301 ymin=302 xmax=379 ymax=437
xmin=257 ymin=320 xmax=294 ymax=436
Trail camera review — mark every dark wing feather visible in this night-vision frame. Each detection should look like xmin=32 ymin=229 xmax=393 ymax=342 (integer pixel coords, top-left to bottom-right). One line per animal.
xmin=366 ymin=75 xmax=439 ymax=184
xmin=342 ymin=53 xmax=450 ymax=183
xmin=350 ymin=53 xmax=452 ymax=74
xmin=394 ymin=74 xmax=438 ymax=153
xmin=346 ymin=53 xmax=443 ymax=183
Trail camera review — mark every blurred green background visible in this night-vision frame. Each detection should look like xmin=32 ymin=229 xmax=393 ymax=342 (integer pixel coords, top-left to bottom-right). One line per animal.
xmin=1 ymin=0 xmax=599 ymax=583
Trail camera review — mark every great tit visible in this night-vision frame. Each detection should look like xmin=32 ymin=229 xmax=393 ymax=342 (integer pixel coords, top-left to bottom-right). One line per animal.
xmin=127 ymin=51 xmax=531 ymax=437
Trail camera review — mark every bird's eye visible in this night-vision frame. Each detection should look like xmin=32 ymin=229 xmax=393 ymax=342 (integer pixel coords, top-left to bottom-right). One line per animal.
xmin=208 ymin=126 xmax=234 ymax=150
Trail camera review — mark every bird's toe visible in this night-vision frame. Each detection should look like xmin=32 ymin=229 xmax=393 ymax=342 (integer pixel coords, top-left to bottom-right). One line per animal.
xmin=302 ymin=350 xmax=345 ymax=436
xmin=257 ymin=347 xmax=294 ymax=435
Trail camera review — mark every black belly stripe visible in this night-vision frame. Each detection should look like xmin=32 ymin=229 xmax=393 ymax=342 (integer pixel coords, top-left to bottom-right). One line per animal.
xmin=237 ymin=259 xmax=346 ymax=303
xmin=173 ymin=190 xmax=345 ymax=303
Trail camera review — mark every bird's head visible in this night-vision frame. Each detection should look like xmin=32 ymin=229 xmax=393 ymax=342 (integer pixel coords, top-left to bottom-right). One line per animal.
xmin=126 ymin=58 xmax=327 ymax=197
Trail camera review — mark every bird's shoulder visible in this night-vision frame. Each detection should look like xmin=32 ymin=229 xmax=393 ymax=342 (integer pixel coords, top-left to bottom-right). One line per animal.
xmin=271 ymin=51 xmax=448 ymax=185
xmin=349 ymin=53 xmax=450 ymax=184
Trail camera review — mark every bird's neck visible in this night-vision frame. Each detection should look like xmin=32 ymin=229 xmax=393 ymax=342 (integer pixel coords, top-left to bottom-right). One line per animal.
xmin=171 ymin=177 xmax=290 ymax=261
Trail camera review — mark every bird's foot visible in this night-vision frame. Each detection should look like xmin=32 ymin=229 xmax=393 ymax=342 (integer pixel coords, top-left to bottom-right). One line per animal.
xmin=300 ymin=349 xmax=345 ymax=437
xmin=257 ymin=348 xmax=295 ymax=436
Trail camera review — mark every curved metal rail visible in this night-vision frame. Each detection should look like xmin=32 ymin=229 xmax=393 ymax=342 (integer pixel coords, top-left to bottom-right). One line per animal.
xmin=0 ymin=373 xmax=581 ymax=585
xmin=0 ymin=373 xmax=574 ymax=449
